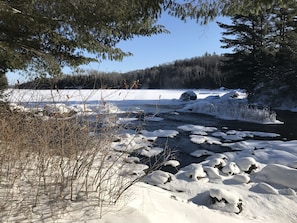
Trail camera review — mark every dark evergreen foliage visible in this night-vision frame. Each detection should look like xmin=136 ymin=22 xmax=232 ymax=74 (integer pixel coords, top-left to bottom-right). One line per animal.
xmin=5 ymin=0 xmax=297 ymax=92
xmin=218 ymin=13 xmax=274 ymax=91
xmin=0 ymin=72 xmax=8 ymax=90
xmin=2 ymin=0 xmax=252 ymax=80
xmin=218 ymin=2 xmax=297 ymax=93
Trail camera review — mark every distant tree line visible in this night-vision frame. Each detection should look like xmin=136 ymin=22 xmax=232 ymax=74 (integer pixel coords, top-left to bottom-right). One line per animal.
xmin=18 ymin=53 xmax=224 ymax=89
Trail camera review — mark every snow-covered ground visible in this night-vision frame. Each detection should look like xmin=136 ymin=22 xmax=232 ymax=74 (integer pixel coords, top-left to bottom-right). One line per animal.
xmin=4 ymin=88 xmax=297 ymax=223
xmin=7 ymin=88 xmax=281 ymax=124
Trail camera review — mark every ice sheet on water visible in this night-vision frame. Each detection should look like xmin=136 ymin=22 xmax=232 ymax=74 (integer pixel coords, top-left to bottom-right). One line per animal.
xmin=190 ymin=135 xmax=222 ymax=145
xmin=140 ymin=129 xmax=179 ymax=139
xmin=178 ymin=124 xmax=217 ymax=133
xmin=190 ymin=150 xmax=214 ymax=158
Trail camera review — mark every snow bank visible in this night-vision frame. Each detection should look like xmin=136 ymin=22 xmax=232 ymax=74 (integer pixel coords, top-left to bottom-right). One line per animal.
xmin=180 ymin=90 xmax=282 ymax=124
xmin=7 ymin=88 xmax=283 ymax=124
xmin=255 ymin=164 xmax=297 ymax=189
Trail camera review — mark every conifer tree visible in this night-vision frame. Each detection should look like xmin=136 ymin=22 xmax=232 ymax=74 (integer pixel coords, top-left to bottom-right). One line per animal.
xmin=218 ymin=13 xmax=273 ymax=90
xmin=270 ymin=4 xmax=297 ymax=90
xmin=1 ymin=0 xmax=293 ymax=80
xmin=0 ymin=72 xmax=8 ymax=90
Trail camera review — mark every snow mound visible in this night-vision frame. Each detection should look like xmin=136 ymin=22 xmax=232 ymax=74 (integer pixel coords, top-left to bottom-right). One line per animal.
xmin=236 ymin=157 xmax=258 ymax=173
xmin=251 ymin=182 xmax=279 ymax=195
xmin=222 ymin=162 xmax=241 ymax=175
xmin=209 ymin=188 xmax=243 ymax=214
xmin=206 ymin=158 xmax=227 ymax=169
xmin=203 ymin=166 xmax=222 ymax=180
xmin=182 ymin=163 xmax=207 ymax=180
xmin=231 ymin=174 xmax=251 ymax=184
xmin=255 ymin=164 xmax=297 ymax=189
xmin=146 ymin=170 xmax=174 ymax=185
xmin=180 ymin=90 xmax=282 ymax=124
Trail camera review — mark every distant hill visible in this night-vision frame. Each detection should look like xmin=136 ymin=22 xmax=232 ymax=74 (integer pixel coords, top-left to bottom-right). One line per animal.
xmin=18 ymin=53 xmax=225 ymax=89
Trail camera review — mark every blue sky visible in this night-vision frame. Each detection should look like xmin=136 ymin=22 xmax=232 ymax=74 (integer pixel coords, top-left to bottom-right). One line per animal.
xmin=8 ymin=15 xmax=230 ymax=84
xmin=82 ymin=15 xmax=230 ymax=73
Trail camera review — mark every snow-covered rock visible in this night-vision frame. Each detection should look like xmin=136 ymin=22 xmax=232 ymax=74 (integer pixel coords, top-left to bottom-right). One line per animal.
xmin=206 ymin=158 xmax=227 ymax=169
xmin=147 ymin=170 xmax=174 ymax=185
xmin=231 ymin=174 xmax=251 ymax=184
xmin=236 ymin=157 xmax=258 ymax=173
xmin=222 ymin=162 xmax=241 ymax=175
xmin=179 ymin=90 xmax=197 ymax=101
xmin=182 ymin=163 xmax=207 ymax=180
xmin=203 ymin=166 xmax=222 ymax=180
xmin=209 ymin=188 xmax=243 ymax=214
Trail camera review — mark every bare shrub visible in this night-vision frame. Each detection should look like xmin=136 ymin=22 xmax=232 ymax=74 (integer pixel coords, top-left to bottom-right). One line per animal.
xmin=0 ymin=90 xmax=168 ymax=221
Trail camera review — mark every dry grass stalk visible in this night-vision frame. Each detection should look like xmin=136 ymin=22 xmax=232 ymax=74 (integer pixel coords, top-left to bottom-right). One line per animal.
xmin=0 ymin=90 xmax=170 ymax=221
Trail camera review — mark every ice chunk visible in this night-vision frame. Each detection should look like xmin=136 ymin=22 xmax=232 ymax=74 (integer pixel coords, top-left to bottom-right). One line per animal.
xmin=164 ymin=160 xmax=180 ymax=168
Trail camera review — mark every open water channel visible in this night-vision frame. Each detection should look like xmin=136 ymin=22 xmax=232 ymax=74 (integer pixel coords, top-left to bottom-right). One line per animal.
xmin=117 ymin=109 xmax=297 ymax=173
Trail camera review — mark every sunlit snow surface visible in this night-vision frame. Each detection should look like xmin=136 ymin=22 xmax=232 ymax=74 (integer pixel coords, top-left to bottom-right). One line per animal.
xmin=7 ymin=88 xmax=281 ymax=124
xmin=5 ymin=88 xmax=297 ymax=223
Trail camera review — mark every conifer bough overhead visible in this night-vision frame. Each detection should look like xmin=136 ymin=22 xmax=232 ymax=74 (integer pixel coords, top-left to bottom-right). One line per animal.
xmin=0 ymin=0 xmax=292 ymax=77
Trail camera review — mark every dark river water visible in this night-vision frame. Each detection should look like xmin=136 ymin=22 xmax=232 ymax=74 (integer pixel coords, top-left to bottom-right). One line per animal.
xmin=92 ymin=108 xmax=297 ymax=173
xmin=123 ymin=109 xmax=297 ymax=172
